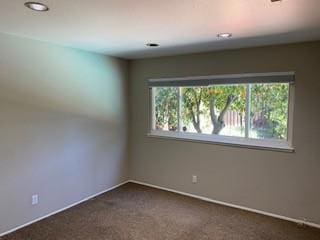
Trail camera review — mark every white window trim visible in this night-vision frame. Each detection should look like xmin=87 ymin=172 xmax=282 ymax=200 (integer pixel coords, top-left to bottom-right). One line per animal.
xmin=147 ymin=73 xmax=295 ymax=153
xmin=148 ymin=130 xmax=293 ymax=152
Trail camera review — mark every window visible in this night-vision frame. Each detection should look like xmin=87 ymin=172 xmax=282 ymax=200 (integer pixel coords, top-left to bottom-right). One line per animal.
xmin=148 ymin=72 xmax=294 ymax=151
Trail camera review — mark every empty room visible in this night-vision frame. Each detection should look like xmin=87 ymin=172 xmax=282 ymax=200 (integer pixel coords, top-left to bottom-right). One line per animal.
xmin=0 ymin=0 xmax=320 ymax=239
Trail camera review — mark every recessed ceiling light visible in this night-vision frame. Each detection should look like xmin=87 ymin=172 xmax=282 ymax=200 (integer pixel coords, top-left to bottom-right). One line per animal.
xmin=24 ymin=2 xmax=49 ymax=12
xmin=146 ymin=43 xmax=160 ymax=47
xmin=217 ymin=33 xmax=232 ymax=38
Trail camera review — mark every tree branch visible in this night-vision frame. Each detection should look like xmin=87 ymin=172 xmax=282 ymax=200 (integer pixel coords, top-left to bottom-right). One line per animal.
xmin=210 ymin=97 xmax=218 ymax=124
xmin=218 ymin=95 xmax=237 ymax=122
xmin=211 ymin=94 xmax=237 ymax=134
xmin=188 ymin=89 xmax=202 ymax=133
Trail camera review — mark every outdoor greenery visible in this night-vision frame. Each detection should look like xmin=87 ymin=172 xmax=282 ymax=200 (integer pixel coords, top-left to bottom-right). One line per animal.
xmin=182 ymin=85 xmax=246 ymax=134
xmin=250 ymin=83 xmax=289 ymax=139
xmin=154 ymin=87 xmax=178 ymax=131
xmin=154 ymin=83 xmax=289 ymax=140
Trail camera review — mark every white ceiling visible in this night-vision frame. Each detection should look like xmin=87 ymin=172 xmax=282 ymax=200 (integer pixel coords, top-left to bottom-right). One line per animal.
xmin=0 ymin=0 xmax=320 ymax=59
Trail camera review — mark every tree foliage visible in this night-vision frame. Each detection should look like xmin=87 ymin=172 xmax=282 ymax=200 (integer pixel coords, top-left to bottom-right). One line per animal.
xmin=182 ymin=87 xmax=204 ymax=133
xmin=250 ymin=83 xmax=289 ymax=139
xmin=155 ymin=87 xmax=178 ymax=130
xmin=154 ymin=83 xmax=289 ymax=139
xmin=182 ymin=85 xmax=246 ymax=134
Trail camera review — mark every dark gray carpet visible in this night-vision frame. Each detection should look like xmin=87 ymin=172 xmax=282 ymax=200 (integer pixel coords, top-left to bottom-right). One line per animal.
xmin=2 ymin=183 xmax=320 ymax=240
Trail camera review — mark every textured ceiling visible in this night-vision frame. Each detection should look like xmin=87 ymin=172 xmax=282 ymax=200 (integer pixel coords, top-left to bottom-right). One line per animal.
xmin=0 ymin=0 xmax=320 ymax=59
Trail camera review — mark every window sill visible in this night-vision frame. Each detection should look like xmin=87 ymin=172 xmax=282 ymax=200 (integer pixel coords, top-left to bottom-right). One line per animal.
xmin=147 ymin=130 xmax=294 ymax=153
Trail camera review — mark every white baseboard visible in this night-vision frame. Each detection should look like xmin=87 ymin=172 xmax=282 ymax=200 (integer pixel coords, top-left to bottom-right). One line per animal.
xmin=129 ymin=180 xmax=320 ymax=229
xmin=0 ymin=180 xmax=129 ymax=237
xmin=2 ymin=179 xmax=319 ymax=237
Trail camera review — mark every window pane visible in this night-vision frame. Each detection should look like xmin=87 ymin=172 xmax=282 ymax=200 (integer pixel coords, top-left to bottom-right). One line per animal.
xmin=249 ymin=83 xmax=289 ymax=140
xmin=154 ymin=87 xmax=178 ymax=131
xmin=181 ymin=85 xmax=246 ymax=137
xmin=181 ymin=87 xmax=208 ymax=134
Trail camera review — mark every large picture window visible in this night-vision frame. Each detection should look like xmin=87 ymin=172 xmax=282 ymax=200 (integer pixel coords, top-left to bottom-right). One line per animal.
xmin=148 ymin=72 xmax=294 ymax=151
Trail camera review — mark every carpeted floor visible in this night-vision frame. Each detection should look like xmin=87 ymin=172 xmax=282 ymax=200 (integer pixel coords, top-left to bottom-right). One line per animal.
xmin=2 ymin=183 xmax=320 ymax=240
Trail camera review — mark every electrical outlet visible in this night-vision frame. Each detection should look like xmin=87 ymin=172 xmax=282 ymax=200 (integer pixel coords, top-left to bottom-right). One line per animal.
xmin=192 ymin=175 xmax=198 ymax=183
xmin=32 ymin=194 xmax=39 ymax=205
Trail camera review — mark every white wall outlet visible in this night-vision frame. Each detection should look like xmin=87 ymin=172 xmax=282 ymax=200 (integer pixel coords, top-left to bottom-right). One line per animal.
xmin=192 ymin=175 xmax=198 ymax=183
xmin=32 ymin=194 xmax=39 ymax=205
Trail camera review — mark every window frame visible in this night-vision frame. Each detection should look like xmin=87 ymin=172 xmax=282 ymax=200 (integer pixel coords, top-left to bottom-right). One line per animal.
xmin=147 ymin=73 xmax=295 ymax=152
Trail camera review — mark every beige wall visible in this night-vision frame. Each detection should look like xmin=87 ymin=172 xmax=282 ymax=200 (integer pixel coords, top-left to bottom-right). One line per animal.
xmin=0 ymin=33 xmax=129 ymax=234
xmin=129 ymin=42 xmax=320 ymax=224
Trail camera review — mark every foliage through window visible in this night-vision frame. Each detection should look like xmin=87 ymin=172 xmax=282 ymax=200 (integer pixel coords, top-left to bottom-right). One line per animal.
xmin=150 ymin=73 xmax=294 ymax=150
